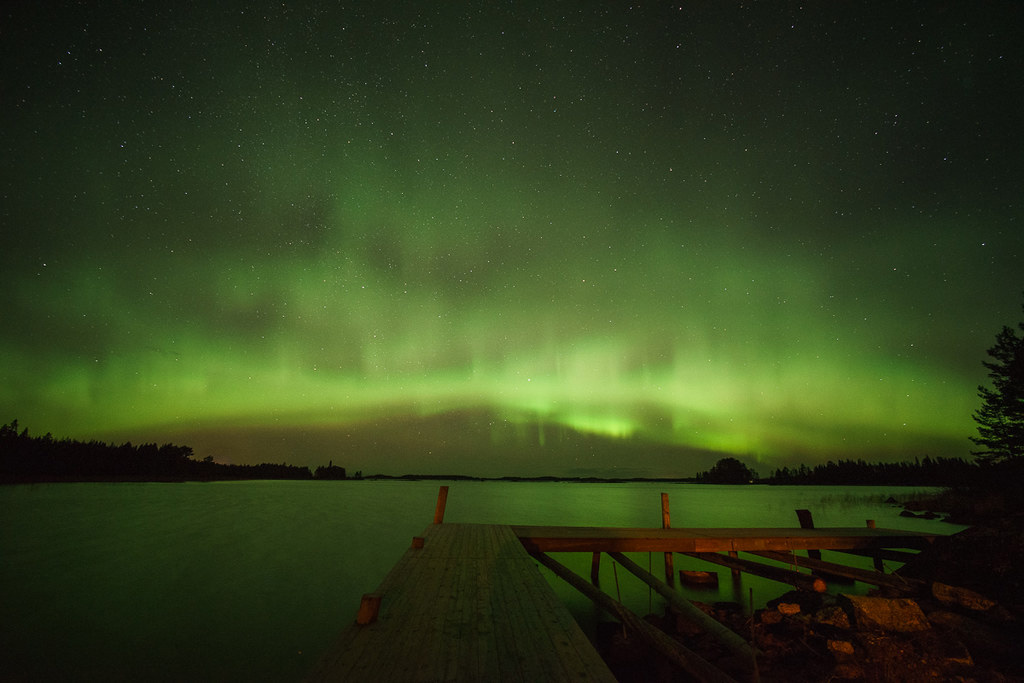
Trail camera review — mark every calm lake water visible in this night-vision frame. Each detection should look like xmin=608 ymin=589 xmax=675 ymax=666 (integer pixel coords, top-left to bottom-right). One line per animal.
xmin=0 ymin=480 xmax=962 ymax=682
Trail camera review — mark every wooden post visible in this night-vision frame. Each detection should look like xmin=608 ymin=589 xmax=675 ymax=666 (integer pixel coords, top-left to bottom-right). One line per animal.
xmin=355 ymin=593 xmax=382 ymax=625
xmin=590 ymin=551 xmax=601 ymax=586
xmin=866 ymin=519 xmax=883 ymax=570
xmin=795 ymin=509 xmax=822 ymax=560
xmin=661 ymin=492 xmax=674 ymax=586
xmin=411 ymin=536 xmax=425 ymax=549
xmin=727 ymin=550 xmax=741 ymax=579
xmin=433 ymin=485 xmax=449 ymax=524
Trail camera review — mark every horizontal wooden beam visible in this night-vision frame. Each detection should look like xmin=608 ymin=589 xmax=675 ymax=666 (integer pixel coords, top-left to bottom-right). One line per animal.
xmin=748 ymin=550 xmax=924 ymax=591
xmin=682 ymin=552 xmax=827 ymax=592
xmin=512 ymin=525 xmax=936 ymax=554
xmin=831 ymin=547 xmax=922 ymax=563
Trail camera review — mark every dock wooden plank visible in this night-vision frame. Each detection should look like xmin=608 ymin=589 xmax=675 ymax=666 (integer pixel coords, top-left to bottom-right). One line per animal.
xmin=512 ymin=525 xmax=936 ymax=553
xmin=401 ymin=560 xmax=455 ymax=681
xmin=525 ymin=556 xmax=615 ymax=681
xmin=307 ymin=523 xmax=617 ymax=682
xmin=505 ymin=553 xmax=603 ymax=681
xmin=492 ymin=557 xmax=547 ymax=681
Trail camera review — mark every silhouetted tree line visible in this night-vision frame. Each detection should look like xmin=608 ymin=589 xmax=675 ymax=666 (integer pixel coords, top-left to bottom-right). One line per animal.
xmin=761 ymin=456 xmax=977 ymax=486
xmin=693 ymin=456 xmax=980 ymax=486
xmin=0 ymin=420 xmax=312 ymax=483
xmin=694 ymin=457 xmax=759 ymax=484
xmin=312 ymin=461 xmax=347 ymax=480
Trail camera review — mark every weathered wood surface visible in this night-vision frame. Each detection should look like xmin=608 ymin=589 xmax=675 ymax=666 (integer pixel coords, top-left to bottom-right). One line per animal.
xmin=607 ymin=551 xmax=757 ymax=669
xmin=682 ymin=551 xmax=828 ymax=592
xmin=310 ymin=520 xmax=936 ymax=681
xmin=749 ymin=550 xmax=925 ymax=591
xmin=306 ymin=523 xmax=617 ymax=682
xmin=512 ymin=525 xmax=936 ymax=553
xmin=834 ymin=547 xmax=923 ymax=563
xmin=531 ymin=550 xmax=739 ymax=683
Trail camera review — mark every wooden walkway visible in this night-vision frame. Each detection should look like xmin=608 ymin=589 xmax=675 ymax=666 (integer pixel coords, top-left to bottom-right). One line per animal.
xmin=306 ymin=523 xmax=618 ymax=682
xmin=308 ymin=494 xmax=938 ymax=682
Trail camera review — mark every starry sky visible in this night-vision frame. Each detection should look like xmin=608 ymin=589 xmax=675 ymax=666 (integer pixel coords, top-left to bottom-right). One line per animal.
xmin=2 ymin=2 xmax=1022 ymax=477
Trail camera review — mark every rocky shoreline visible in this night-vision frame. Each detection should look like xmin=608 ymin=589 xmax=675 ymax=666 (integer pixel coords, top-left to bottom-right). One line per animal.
xmin=598 ymin=506 xmax=1024 ymax=682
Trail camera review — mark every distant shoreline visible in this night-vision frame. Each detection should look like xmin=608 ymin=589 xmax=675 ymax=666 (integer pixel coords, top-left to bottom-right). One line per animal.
xmin=3 ymin=473 xmax=952 ymax=486
xmin=0 ymin=473 xmax=700 ymax=485
xmin=2 ymin=421 xmax=980 ymax=487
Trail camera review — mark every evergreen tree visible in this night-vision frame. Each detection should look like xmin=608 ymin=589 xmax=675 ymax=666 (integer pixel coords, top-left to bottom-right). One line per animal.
xmin=970 ymin=300 xmax=1024 ymax=464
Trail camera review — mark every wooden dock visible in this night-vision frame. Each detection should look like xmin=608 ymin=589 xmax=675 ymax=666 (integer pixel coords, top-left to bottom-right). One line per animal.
xmin=308 ymin=489 xmax=938 ymax=682
xmin=306 ymin=522 xmax=619 ymax=682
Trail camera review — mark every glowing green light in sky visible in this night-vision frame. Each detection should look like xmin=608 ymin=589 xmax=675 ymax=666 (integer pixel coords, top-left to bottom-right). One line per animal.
xmin=1 ymin=2 xmax=1021 ymax=475
xmin=2 ymin=234 xmax=980 ymax=469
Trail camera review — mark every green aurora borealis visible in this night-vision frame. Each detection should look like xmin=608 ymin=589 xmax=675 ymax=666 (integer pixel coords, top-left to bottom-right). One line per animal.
xmin=2 ymin=3 xmax=1022 ymax=476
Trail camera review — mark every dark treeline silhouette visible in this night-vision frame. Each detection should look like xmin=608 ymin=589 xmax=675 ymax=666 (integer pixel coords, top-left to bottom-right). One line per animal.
xmin=2 ymin=419 xmax=987 ymax=487
xmin=694 ymin=456 xmax=758 ymax=484
xmin=762 ymin=456 xmax=977 ymax=486
xmin=0 ymin=420 xmax=312 ymax=483
xmin=359 ymin=473 xmax=697 ymax=483
xmin=312 ymin=461 xmax=347 ymax=480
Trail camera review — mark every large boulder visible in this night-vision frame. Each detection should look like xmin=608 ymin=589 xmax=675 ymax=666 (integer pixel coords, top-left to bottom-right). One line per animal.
xmin=839 ymin=594 xmax=930 ymax=632
xmin=929 ymin=581 xmax=1014 ymax=623
xmin=896 ymin=513 xmax=1024 ymax=615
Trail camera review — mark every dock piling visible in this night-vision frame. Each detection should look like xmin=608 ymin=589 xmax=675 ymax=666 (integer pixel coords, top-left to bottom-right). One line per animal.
xmin=866 ymin=519 xmax=883 ymax=570
xmin=661 ymin=492 xmax=675 ymax=586
xmin=727 ymin=550 xmax=741 ymax=579
xmin=432 ymin=485 xmax=449 ymax=524
xmin=795 ymin=509 xmax=822 ymax=560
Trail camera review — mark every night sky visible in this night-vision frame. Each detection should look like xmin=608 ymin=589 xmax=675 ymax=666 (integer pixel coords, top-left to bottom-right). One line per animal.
xmin=2 ymin=2 xmax=1022 ymax=477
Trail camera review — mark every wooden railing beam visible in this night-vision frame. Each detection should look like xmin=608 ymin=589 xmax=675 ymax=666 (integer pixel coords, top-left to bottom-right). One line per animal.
xmin=530 ymin=550 xmax=739 ymax=683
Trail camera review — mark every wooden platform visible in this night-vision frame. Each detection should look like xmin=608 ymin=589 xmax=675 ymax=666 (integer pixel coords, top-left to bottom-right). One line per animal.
xmin=308 ymin=514 xmax=937 ymax=682
xmin=306 ymin=523 xmax=617 ymax=682
xmin=512 ymin=525 xmax=937 ymax=554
